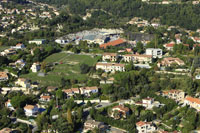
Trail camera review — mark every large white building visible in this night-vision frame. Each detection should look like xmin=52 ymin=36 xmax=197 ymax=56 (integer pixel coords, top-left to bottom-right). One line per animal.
xmin=145 ymin=48 xmax=162 ymax=58
xmin=96 ymin=62 xmax=125 ymax=72
xmin=29 ymin=39 xmax=45 ymax=45
xmin=123 ymin=54 xmax=152 ymax=63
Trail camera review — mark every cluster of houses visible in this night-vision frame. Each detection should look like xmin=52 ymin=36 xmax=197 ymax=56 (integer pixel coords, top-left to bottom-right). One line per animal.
xmin=0 ymin=1 xmax=59 ymax=34
xmin=127 ymin=17 xmax=160 ymax=29
xmin=96 ymin=44 xmax=186 ymax=72
xmin=5 ymin=99 xmax=39 ymax=117
xmin=0 ymin=78 xmax=39 ymax=95
xmin=63 ymin=86 xmax=99 ymax=97
xmin=0 ymin=43 xmax=25 ymax=56
xmin=161 ymin=89 xmax=200 ymax=111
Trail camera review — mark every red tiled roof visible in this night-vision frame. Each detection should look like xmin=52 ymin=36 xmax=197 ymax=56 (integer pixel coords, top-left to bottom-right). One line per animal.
xmin=185 ymin=96 xmax=200 ymax=104
xmin=103 ymin=53 xmax=117 ymax=56
xmin=24 ymin=105 xmax=37 ymax=110
xmin=112 ymin=105 xmax=129 ymax=112
xmin=41 ymin=95 xmax=51 ymax=99
xmin=136 ymin=121 xmax=147 ymax=127
xmin=63 ymin=88 xmax=79 ymax=93
xmin=165 ymin=43 xmax=175 ymax=47
xmin=100 ymin=39 xmax=126 ymax=48
xmin=83 ymin=86 xmax=98 ymax=90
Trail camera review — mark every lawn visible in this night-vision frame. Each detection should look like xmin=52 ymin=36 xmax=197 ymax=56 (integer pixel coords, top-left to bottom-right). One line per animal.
xmin=0 ymin=46 xmax=9 ymax=52
xmin=21 ymin=53 xmax=99 ymax=87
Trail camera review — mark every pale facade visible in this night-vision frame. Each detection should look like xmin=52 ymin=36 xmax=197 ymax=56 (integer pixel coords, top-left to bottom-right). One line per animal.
xmin=96 ymin=62 xmax=125 ymax=72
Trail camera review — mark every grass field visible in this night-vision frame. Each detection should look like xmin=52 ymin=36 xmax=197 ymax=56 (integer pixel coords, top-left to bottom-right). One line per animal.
xmin=21 ymin=53 xmax=99 ymax=87
xmin=0 ymin=46 xmax=9 ymax=52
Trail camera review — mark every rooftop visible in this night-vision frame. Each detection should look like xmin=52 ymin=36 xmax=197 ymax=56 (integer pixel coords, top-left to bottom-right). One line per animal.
xmin=100 ymin=39 xmax=126 ymax=48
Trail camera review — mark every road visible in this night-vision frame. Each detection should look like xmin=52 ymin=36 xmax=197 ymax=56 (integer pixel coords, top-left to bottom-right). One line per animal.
xmin=10 ymin=117 xmax=38 ymax=133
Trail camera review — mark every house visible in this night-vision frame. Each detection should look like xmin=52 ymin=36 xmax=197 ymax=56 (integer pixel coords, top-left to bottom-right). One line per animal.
xmin=174 ymin=34 xmax=182 ymax=44
xmin=29 ymin=39 xmax=46 ymax=45
xmin=96 ymin=62 xmax=125 ymax=72
xmin=83 ymin=119 xmax=108 ymax=133
xmin=55 ymin=38 xmax=69 ymax=44
xmin=136 ymin=121 xmax=156 ymax=133
xmin=24 ymin=105 xmax=38 ymax=116
xmin=184 ymin=96 xmax=200 ymax=111
xmin=40 ymin=95 xmax=51 ymax=102
xmin=15 ymin=78 xmax=30 ymax=88
xmin=102 ymin=53 xmax=118 ymax=62
xmin=135 ymin=97 xmax=162 ymax=109
xmin=5 ymin=100 xmax=14 ymax=110
xmin=192 ymin=37 xmax=200 ymax=43
xmin=110 ymin=105 xmax=129 ymax=119
xmin=100 ymin=38 xmax=126 ymax=49
xmin=162 ymin=89 xmax=185 ymax=102
xmin=145 ymin=48 xmax=162 ymax=58
xmin=11 ymin=43 xmax=25 ymax=49
xmin=164 ymin=43 xmax=175 ymax=51
xmin=31 ymin=62 xmax=40 ymax=72
xmin=80 ymin=86 xmax=99 ymax=96
xmin=0 ymin=72 xmax=8 ymax=81
xmin=123 ymin=54 xmax=152 ymax=63
xmin=63 ymin=88 xmax=80 ymax=97
xmin=1 ymin=48 xmax=16 ymax=56
xmin=15 ymin=59 xmax=26 ymax=70
xmin=125 ymin=48 xmax=133 ymax=53
xmin=142 ymin=97 xmax=154 ymax=107
xmin=157 ymin=57 xmax=185 ymax=67
xmin=0 ymin=128 xmax=13 ymax=133
xmin=47 ymin=86 xmax=58 ymax=92
xmin=100 ymin=77 xmax=114 ymax=84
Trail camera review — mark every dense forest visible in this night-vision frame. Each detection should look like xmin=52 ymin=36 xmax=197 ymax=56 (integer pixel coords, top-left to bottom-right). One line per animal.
xmin=33 ymin=0 xmax=200 ymax=30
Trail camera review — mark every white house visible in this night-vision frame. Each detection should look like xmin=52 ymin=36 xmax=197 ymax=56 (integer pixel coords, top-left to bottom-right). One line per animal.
xmin=29 ymin=39 xmax=46 ymax=45
xmin=40 ymin=95 xmax=51 ymax=102
xmin=83 ymin=119 xmax=108 ymax=133
xmin=102 ymin=53 xmax=118 ymax=62
xmin=145 ymin=48 xmax=162 ymax=58
xmin=24 ymin=105 xmax=38 ymax=116
xmin=5 ymin=100 xmax=14 ymax=110
xmin=11 ymin=43 xmax=25 ymax=49
xmin=123 ymin=54 xmax=152 ymax=63
xmin=15 ymin=78 xmax=31 ymax=88
xmin=96 ymin=62 xmax=125 ymax=73
xmin=55 ymin=38 xmax=69 ymax=44
xmin=31 ymin=62 xmax=40 ymax=72
xmin=136 ymin=121 xmax=156 ymax=133
xmin=15 ymin=59 xmax=26 ymax=70
xmin=80 ymin=86 xmax=99 ymax=96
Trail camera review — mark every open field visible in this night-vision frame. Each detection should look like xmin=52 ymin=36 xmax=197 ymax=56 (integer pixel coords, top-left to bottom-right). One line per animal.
xmin=21 ymin=53 xmax=99 ymax=87
xmin=0 ymin=46 xmax=9 ymax=52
